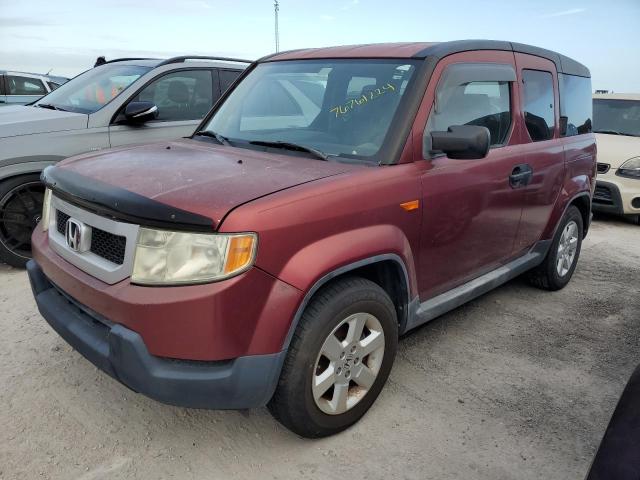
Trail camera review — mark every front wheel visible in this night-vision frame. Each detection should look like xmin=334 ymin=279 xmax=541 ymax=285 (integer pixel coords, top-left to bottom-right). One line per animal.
xmin=268 ymin=277 xmax=398 ymax=438
xmin=0 ymin=174 xmax=45 ymax=268
xmin=528 ymin=205 xmax=583 ymax=291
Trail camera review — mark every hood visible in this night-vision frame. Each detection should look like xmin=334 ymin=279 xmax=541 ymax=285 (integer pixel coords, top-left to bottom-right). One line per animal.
xmin=0 ymin=105 xmax=87 ymax=138
xmin=595 ymin=133 xmax=640 ymax=168
xmin=57 ymin=138 xmax=360 ymax=227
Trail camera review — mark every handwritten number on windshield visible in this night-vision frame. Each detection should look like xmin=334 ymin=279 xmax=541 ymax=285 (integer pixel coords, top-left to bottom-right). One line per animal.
xmin=330 ymin=83 xmax=396 ymax=118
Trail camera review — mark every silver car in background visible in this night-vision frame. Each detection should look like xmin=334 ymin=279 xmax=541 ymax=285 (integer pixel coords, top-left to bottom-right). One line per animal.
xmin=0 ymin=71 xmax=69 ymax=106
xmin=0 ymin=56 xmax=249 ymax=267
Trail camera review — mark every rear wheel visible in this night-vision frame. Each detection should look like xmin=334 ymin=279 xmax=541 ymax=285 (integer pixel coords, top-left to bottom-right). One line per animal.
xmin=0 ymin=174 xmax=44 ymax=268
xmin=528 ymin=205 xmax=583 ymax=291
xmin=268 ymin=277 xmax=398 ymax=438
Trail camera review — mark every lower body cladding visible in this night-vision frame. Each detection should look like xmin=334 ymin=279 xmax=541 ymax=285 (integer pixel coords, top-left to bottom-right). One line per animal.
xmin=27 ymin=260 xmax=292 ymax=410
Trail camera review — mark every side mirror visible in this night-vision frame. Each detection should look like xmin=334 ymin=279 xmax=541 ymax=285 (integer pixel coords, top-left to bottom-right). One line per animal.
xmin=124 ymin=101 xmax=158 ymax=124
xmin=429 ymin=125 xmax=490 ymax=160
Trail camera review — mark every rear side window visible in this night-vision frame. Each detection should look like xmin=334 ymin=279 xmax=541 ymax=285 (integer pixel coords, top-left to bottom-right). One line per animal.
xmin=6 ymin=75 xmax=47 ymax=95
xmin=559 ymin=74 xmax=592 ymax=136
xmin=427 ymin=80 xmax=512 ymax=148
xmin=522 ymin=69 xmax=555 ymax=142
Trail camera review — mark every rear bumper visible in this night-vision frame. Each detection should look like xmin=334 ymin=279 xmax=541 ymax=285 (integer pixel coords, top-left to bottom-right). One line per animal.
xmin=27 ymin=260 xmax=285 ymax=409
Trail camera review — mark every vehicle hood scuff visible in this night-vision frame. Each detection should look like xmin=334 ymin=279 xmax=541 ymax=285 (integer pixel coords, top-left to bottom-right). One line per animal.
xmin=57 ymin=139 xmax=358 ymax=228
xmin=0 ymin=105 xmax=88 ymax=138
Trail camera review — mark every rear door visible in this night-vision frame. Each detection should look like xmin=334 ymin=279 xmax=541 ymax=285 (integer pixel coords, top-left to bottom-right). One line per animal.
xmin=413 ymin=50 xmax=529 ymax=299
xmin=5 ymin=74 xmax=48 ymax=105
xmin=511 ymin=53 xmax=565 ymax=252
xmin=109 ymin=69 xmax=219 ymax=147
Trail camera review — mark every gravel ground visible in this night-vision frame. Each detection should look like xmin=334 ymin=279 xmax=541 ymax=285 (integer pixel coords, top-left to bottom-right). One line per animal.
xmin=1 ymin=215 xmax=638 ymax=480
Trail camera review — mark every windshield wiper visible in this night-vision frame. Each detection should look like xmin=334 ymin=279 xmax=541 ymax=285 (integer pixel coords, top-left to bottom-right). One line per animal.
xmin=249 ymin=140 xmax=328 ymax=161
xmin=194 ymin=130 xmax=231 ymax=145
xmin=35 ymin=103 xmax=68 ymax=112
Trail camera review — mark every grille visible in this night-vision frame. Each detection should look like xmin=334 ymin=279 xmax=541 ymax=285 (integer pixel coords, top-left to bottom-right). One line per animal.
xmin=56 ymin=210 xmax=70 ymax=235
xmin=597 ymin=163 xmax=610 ymax=174
xmin=90 ymin=228 xmax=126 ymax=265
xmin=593 ymin=185 xmax=613 ymax=205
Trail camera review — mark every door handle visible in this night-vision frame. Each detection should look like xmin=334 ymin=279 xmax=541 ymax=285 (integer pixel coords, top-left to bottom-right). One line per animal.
xmin=509 ymin=164 xmax=533 ymax=188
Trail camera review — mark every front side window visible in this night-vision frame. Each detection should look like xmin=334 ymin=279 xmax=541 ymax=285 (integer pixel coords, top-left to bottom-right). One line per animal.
xmin=203 ymin=60 xmax=419 ymax=163
xmin=593 ymin=99 xmax=640 ymax=137
xmin=7 ymin=75 xmax=47 ymax=95
xmin=559 ymin=73 xmax=592 ymax=136
xmin=522 ymin=69 xmax=555 ymax=142
xmin=131 ymin=70 xmax=214 ymax=121
xmin=219 ymin=69 xmax=242 ymax=93
xmin=34 ymin=64 xmax=150 ymax=114
xmin=427 ymin=78 xmax=512 ymax=149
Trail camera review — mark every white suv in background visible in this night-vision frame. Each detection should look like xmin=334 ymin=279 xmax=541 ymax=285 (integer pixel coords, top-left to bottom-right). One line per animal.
xmin=0 ymin=70 xmax=69 ymax=106
xmin=593 ymin=93 xmax=640 ymax=224
xmin=0 ymin=56 xmax=249 ymax=267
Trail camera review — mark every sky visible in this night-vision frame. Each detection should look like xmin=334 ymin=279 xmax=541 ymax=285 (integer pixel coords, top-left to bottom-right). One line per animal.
xmin=1 ymin=0 xmax=639 ymax=92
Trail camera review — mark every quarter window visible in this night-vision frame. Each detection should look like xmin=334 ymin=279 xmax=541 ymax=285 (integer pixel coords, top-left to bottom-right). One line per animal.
xmin=7 ymin=75 xmax=47 ymax=95
xmin=559 ymin=73 xmax=593 ymax=136
xmin=427 ymin=79 xmax=512 ymax=149
xmin=522 ymin=70 xmax=555 ymax=142
xmin=132 ymin=70 xmax=214 ymax=121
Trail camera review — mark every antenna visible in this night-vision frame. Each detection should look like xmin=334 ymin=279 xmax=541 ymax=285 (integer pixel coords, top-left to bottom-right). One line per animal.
xmin=274 ymin=0 xmax=280 ymax=53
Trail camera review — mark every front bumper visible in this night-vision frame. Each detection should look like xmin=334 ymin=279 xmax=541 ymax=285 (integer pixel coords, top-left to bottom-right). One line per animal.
xmin=592 ymin=174 xmax=640 ymax=216
xmin=27 ymin=260 xmax=285 ymax=409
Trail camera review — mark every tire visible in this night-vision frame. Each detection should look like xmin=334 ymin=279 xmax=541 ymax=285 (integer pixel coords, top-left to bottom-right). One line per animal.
xmin=528 ymin=205 xmax=583 ymax=291
xmin=268 ymin=276 xmax=398 ymax=438
xmin=625 ymin=214 xmax=640 ymax=226
xmin=0 ymin=174 xmax=45 ymax=268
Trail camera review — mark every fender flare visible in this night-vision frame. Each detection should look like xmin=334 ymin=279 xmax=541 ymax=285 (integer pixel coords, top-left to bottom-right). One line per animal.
xmin=553 ymin=191 xmax=592 ymax=240
xmin=280 ymin=253 xmax=412 ymax=351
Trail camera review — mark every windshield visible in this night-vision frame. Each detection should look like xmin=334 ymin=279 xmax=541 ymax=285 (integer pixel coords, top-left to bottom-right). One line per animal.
xmin=593 ymin=99 xmax=640 ymax=137
xmin=202 ymin=59 xmax=419 ymax=163
xmin=34 ymin=64 xmax=151 ymax=114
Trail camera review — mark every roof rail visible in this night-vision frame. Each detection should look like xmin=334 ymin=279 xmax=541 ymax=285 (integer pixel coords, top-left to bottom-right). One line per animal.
xmin=157 ymin=56 xmax=253 ymax=66
xmin=103 ymin=57 xmax=158 ymax=64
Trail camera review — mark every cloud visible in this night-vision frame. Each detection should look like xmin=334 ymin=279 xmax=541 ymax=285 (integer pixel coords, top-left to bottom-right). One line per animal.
xmin=539 ymin=8 xmax=586 ymax=18
xmin=0 ymin=17 xmax=55 ymax=27
xmin=340 ymin=0 xmax=359 ymax=11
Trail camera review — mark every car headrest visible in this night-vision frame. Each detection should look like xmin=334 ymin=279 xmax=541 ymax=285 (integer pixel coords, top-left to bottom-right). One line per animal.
xmin=168 ymin=80 xmax=190 ymax=103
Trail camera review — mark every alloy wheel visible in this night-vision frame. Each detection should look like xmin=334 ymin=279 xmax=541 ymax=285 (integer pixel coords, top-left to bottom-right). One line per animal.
xmin=312 ymin=312 xmax=385 ymax=415
xmin=556 ymin=220 xmax=579 ymax=277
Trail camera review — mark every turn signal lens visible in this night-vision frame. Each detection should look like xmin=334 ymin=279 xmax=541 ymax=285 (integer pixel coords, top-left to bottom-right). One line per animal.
xmin=224 ymin=235 xmax=257 ymax=274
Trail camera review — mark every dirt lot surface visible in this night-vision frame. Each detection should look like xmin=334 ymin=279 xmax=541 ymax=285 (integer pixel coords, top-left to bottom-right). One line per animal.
xmin=1 ymin=215 xmax=638 ymax=480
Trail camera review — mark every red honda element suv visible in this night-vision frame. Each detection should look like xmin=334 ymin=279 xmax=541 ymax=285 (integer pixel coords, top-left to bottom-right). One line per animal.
xmin=28 ymin=41 xmax=596 ymax=437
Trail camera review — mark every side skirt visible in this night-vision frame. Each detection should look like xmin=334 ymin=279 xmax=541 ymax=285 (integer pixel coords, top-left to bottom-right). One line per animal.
xmin=405 ymin=240 xmax=551 ymax=332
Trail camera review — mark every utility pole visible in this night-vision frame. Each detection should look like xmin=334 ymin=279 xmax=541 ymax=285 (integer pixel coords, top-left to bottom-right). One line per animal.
xmin=274 ymin=0 xmax=280 ymax=53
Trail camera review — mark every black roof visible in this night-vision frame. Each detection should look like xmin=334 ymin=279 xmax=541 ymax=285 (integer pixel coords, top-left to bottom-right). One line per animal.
xmin=413 ymin=40 xmax=590 ymax=77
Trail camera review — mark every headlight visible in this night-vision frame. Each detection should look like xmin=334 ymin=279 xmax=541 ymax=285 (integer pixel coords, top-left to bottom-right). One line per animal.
xmin=41 ymin=188 xmax=52 ymax=231
xmin=131 ymin=228 xmax=257 ymax=285
xmin=618 ymin=157 xmax=640 ymax=179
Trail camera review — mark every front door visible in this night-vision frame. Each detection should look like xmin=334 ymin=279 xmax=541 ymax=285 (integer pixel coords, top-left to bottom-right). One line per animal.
xmin=109 ymin=69 xmax=218 ymax=147
xmin=413 ymin=51 xmax=528 ymax=299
